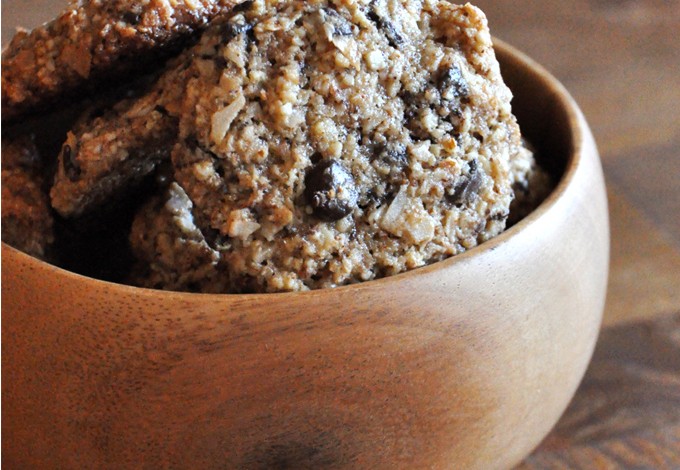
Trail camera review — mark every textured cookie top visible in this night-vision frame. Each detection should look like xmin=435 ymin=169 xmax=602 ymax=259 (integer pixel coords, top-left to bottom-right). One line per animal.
xmin=1 ymin=0 xmax=242 ymax=121
xmin=127 ymin=0 xmax=530 ymax=292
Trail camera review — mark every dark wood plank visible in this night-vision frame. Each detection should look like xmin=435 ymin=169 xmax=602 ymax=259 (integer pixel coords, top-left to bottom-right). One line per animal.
xmin=519 ymin=312 xmax=680 ymax=468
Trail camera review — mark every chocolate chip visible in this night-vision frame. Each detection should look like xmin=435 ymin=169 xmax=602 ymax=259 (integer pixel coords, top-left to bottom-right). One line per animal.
xmin=322 ymin=8 xmax=353 ymax=36
xmin=446 ymin=159 xmax=482 ymax=206
xmin=233 ymin=0 xmax=254 ymax=13
xmin=122 ymin=11 xmax=141 ymax=25
xmin=61 ymin=144 xmax=81 ymax=182
xmin=438 ymin=65 xmax=469 ymax=100
xmin=223 ymin=15 xmax=253 ymax=43
xmin=367 ymin=7 xmax=404 ymax=48
xmin=373 ymin=143 xmax=408 ymax=185
xmin=381 ymin=19 xmax=404 ymax=48
xmin=304 ymin=159 xmax=358 ymax=221
xmin=377 ymin=143 xmax=407 ymax=166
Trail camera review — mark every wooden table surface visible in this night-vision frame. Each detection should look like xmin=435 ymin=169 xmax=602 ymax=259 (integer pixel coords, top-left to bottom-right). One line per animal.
xmin=3 ymin=0 xmax=680 ymax=467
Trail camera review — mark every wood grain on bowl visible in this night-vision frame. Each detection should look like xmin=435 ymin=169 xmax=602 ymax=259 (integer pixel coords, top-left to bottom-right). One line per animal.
xmin=2 ymin=41 xmax=608 ymax=469
xmin=519 ymin=312 xmax=680 ymax=468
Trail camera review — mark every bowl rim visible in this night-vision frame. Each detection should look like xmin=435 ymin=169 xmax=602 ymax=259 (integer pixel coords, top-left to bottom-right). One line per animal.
xmin=1 ymin=38 xmax=585 ymax=301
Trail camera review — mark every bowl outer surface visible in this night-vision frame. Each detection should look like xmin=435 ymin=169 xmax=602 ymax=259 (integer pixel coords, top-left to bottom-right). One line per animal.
xmin=1 ymin=41 xmax=609 ymax=469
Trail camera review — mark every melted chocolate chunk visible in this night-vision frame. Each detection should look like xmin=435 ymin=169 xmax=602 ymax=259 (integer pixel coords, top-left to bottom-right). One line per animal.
xmin=367 ymin=7 xmax=404 ymax=48
xmin=304 ymin=159 xmax=358 ymax=221
xmin=378 ymin=143 xmax=407 ymax=166
xmin=438 ymin=65 xmax=469 ymax=100
xmin=122 ymin=11 xmax=142 ymax=26
xmin=374 ymin=143 xmax=408 ymax=185
xmin=322 ymin=8 xmax=353 ymax=36
xmin=446 ymin=159 xmax=482 ymax=206
xmin=223 ymin=15 xmax=253 ymax=43
xmin=61 ymin=144 xmax=81 ymax=182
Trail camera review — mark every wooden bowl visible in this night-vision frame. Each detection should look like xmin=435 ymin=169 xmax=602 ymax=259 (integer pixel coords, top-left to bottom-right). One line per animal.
xmin=1 ymin=40 xmax=608 ymax=469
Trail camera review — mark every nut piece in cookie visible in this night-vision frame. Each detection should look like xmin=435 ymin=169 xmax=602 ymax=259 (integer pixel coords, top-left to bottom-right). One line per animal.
xmin=1 ymin=136 xmax=54 ymax=259
xmin=2 ymin=0 xmax=248 ymax=121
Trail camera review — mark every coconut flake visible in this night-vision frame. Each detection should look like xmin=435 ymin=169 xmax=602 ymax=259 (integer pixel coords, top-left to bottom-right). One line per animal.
xmin=380 ymin=186 xmax=435 ymax=244
xmin=226 ymin=209 xmax=261 ymax=240
xmin=211 ymin=94 xmax=246 ymax=145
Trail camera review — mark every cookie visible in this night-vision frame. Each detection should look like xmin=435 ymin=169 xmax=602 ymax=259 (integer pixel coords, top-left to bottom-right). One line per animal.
xmin=1 ymin=136 xmax=54 ymax=258
xmin=128 ymin=182 xmax=227 ymax=292
xmin=1 ymin=0 xmax=245 ymax=121
xmin=50 ymin=86 xmax=178 ymax=217
xmin=127 ymin=0 xmax=539 ymax=292
xmin=508 ymin=139 xmax=553 ymax=225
